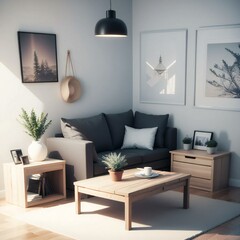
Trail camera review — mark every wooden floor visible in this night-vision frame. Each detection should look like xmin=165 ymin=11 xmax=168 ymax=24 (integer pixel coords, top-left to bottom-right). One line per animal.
xmin=0 ymin=187 xmax=239 ymax=240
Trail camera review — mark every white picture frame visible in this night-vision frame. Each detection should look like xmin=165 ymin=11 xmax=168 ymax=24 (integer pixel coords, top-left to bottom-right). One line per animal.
xmin=140 ymin=29 xmax=187 ymax=105
xmin=195 ymin=25 xmax=240 ymax=111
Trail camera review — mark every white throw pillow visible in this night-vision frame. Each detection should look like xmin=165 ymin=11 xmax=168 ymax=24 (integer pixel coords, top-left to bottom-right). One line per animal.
xmin=121 ymin=126 xmax=158 ymax=150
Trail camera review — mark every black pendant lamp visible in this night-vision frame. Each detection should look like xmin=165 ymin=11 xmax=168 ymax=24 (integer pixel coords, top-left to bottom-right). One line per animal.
xmin=95 ymin=0 xmax=127 ymax=37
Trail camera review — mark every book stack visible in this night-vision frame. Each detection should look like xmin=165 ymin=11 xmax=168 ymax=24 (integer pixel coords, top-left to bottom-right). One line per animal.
xmin=27 ymin=174 xmax=43 ymax=202
xmin=27 ymin=173 xmax=52 ymax=201
xmin=27 ymin=192 xmax=42 ymax=202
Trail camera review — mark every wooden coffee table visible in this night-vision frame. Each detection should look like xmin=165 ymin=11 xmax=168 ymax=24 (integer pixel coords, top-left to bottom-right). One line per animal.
xmin=74 ymin=169 xmax=190 ymax=230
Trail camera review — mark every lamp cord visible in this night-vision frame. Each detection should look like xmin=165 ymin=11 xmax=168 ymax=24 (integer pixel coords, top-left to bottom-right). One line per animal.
xmin=110 ymin=0 xmax=112 ymax=10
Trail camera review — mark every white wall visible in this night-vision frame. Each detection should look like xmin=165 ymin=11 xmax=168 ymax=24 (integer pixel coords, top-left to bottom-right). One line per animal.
xmin=0 ymin=0 xmax=132 ymax=194
xmin=132 ymin=0 xmax=240 ymax=186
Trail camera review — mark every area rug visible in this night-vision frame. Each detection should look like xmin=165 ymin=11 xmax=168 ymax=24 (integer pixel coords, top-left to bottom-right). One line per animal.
xmin=1 ymin=191 xmax=240 ymax=240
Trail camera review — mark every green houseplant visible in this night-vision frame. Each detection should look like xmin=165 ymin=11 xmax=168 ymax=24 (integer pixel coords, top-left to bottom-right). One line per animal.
xmin=102 ymin=152 xmax=128 ymax=181
xmin=19 ymin=108 xmax=52 ymax=141
xmin=206 ymin=139 xmax=218 ymax=154
xmin=19 ymin=108 xmax=52 ymax=161
xmin=182 ymin=136 xmax=192 ymax=150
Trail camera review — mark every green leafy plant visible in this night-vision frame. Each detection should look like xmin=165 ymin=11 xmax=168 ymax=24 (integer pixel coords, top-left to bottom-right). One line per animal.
xmin=102 ymin=152 xmax=128 ymax=172
xmin=206 ymin=139 xmax=218 ymax=148
xmin=18 ymin=108 xmax=52 ymax=141
xmin=182 ymin=136 xmax=192 ymax=144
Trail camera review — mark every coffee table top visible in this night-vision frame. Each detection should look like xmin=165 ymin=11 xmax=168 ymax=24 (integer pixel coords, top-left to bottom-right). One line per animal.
xmin=74 ymin=169 xmax=190 ymax=197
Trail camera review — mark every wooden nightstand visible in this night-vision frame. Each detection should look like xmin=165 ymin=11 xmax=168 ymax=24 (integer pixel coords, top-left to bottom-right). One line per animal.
xmin=170 ymin=150 xmax=230 ymax=192
xmin=3 ymin=159 xmax=66 ymax=207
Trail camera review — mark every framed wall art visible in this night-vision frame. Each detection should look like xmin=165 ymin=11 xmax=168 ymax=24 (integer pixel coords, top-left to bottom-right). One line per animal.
xmin=195 ymin=25 xmax=240 ymax=111
xmin=18 ymin=31 xmax=58 ymax=83
xmin=140 ymin=29 xmax=187 ymax=105
xmin=192 ymin=131 xmax=213 ymax=150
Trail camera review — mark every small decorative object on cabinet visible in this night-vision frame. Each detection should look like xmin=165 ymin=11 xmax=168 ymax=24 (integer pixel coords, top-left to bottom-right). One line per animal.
xmin=206 ymin=139 xmax=218 ymax=154
xmin=102 ymin=152 xmax=128 ymax=181
xmin=3 ymin=159 xmax=66 ymax=207
xmin=182 ymin=136 xmax=192 ymax=150
xmin=10 ymin=149 xmax=23 ymax=164
xmin=170 ymin=149 xmax=230 ymax=192
xmin=18 ymin=108 xmax=52 ymax=162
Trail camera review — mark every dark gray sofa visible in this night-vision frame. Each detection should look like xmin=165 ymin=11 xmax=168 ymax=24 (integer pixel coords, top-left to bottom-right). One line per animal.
xmin=47 ymin=110 xmax=177 ymax=189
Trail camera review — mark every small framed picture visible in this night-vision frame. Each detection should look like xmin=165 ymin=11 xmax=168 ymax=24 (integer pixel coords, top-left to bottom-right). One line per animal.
xmin=10 ymin=149 xmax=23 ymax=164
xmin=193 ymin=131 xmax=213 ymax=150
xmin=20 ymin=155 xmax=30 ymax=165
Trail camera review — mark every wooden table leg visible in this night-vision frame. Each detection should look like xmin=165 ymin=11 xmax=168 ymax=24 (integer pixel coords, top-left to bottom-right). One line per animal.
xmin=125 ymin=196 xmax=132 ymax=230
xmin=75 ymin=185 xmax=81 ymax=214
xmin=183 ymin=178 xmax=190 ymax=209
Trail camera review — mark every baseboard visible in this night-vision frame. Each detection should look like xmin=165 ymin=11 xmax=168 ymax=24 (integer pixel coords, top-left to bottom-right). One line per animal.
xmin=0 ymin=190 xmax=5 ymax=199
xmin=229 ymin=178 xmax=240 ymax=187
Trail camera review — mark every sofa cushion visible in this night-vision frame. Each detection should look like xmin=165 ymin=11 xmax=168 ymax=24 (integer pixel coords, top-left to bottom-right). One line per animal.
xmin=140 ymin=148 xmax=170 ymax=163
xmin=104 ymin=110 xmax=134 ymax=149
xmin=134 ymin=111 xmax=169 ymax=148
xmin=98 ymin=149 xmax=143 ymax=167
xmin=61 ymin=113 xmax=113 ymax=152
xmin=121 ymin=126 xmax=158 ymax=150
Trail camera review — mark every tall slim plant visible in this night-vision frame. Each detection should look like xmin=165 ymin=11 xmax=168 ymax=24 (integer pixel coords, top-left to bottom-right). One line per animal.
xmin=19 ymin=108 xmax=52 ymax=141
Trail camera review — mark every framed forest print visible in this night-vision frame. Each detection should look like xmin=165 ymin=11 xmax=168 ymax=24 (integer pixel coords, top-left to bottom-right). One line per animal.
xmin=18 ymin=31 xmax=58 ymax=83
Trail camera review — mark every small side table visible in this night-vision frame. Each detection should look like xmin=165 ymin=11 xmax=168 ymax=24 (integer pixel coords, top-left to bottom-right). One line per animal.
xmin=3 ymin=159 xmax=66 ymax=207
xmin=170 ymin=150 xmax=230 ymax=192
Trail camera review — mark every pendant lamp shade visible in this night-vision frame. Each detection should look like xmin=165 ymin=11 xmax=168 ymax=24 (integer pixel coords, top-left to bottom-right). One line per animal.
xmin=95 ymin=1 xmax=127 ymax=37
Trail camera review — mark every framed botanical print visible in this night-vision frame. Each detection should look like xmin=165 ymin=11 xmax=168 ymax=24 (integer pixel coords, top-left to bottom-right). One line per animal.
xmin=195 ymin=25 xmax=240 ymax=111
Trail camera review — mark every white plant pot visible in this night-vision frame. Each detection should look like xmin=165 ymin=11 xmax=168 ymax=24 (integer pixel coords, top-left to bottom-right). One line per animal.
xmin=206 ymin=147 xmax=216 ymax=154
xmin=183 ymin=143 xmax=191 ymax=150
xmin=28 ymin=140 xmax=47 ymax=162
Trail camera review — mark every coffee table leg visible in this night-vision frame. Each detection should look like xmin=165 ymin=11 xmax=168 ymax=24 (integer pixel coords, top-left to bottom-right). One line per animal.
xmin=75 ymin=185 xmax=81 ymax=214
xmin=183 ymin=178 xmax=190 ymax=209
xmin=125 ymin=197 xmax=132 ymax=230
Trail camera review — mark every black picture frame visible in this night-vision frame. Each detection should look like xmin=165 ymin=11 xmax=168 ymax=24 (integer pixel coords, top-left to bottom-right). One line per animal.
xmin=10 ymin=149 xmax=23 ymax=164
xmin=192 ymin=130 xmax=213 ymax=150
xmin=18 ymin=31 xmax=58 ymax=83
xmin=20 ymin=155 xmax=30 ymax=165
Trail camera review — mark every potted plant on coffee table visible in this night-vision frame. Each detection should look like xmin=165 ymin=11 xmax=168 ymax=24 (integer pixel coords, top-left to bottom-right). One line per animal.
xmin=182 ymin=136 xmax=192 ymax=150
xmin=206 ymin=139 xmax=218 ymax=154
xmin=102 ymin=152 xmax=128 ymax=181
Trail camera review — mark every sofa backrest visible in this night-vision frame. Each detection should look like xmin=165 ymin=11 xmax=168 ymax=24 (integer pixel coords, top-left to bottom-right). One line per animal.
xmin=61 ymin=113 xmax=113 ymax=152
xmin=134 ymin=111 xmax=169 ymax=148
xmin=59 ymin=110 xmax=173 ymax=153
xmin=104 ymin=110 xmax=134 ymax=149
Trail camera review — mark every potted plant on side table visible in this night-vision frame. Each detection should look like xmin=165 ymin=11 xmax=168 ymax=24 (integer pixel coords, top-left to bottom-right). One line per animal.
xmin=206 ymin=139 xmax=218 ymax=154
xmin=102 ymin=152 xmax=128 ymax=181
xmin=19 ymin=108 xmax=52 ymax=162
xmin=182 ymin=136 xmax=192 ymax=150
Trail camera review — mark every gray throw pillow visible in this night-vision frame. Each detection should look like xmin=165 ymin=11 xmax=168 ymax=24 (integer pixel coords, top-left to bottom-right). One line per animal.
xmin=104 ymin=110 xmax=134 ymax=149
xmin=61 ymin=113 xmax=113 ymax=152
xmin=134 ymin=111 xmax=169 ymax=148
xmin=121 ymin=126 xmax=158 ymax=150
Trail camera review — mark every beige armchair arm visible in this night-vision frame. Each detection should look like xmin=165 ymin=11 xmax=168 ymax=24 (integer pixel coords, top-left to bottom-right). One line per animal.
xmin=46 ymin=137 xmax=94 ymax=182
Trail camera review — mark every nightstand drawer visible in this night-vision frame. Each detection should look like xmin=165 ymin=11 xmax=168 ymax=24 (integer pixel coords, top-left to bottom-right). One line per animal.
xmin=172 ymin=161 xmax=211 ymax=179
xmin=190 ymin=177 xmax=212 ymax=191
xmin=173 ymin=154 xmax=212 ymax=166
